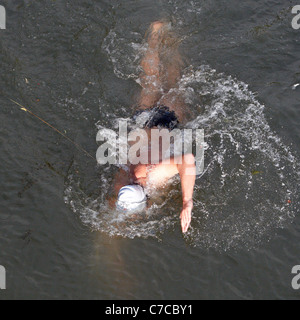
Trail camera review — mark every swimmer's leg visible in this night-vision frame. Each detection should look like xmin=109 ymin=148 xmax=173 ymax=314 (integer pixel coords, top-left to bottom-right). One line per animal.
xmin=160 ymin=27 xmax=184 ymax=92
xmin=138 ymin=21 xmax=190 ymax=122
xmin=159 ymin=36 xmax=187 ymax=122
xmin=138 ymin=22 xmax=167 ymax=109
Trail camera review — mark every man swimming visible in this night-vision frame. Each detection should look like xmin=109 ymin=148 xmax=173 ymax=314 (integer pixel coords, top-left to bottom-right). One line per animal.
xmin=111 ymin=21 xmax=196 ymax=233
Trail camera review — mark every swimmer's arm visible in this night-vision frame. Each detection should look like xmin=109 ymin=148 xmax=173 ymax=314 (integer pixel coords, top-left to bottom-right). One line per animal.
xmin=145 ymin=154 xmax=195 ymax=232
xmin=176 ymin=154 xmax=196 ymax=233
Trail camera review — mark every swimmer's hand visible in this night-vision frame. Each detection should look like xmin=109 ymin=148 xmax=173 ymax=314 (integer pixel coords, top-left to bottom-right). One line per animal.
xmin=180 ymin=200 xmax=193 ymax=233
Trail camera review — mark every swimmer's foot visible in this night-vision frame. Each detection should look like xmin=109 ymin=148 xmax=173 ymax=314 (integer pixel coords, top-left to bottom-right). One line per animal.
xmin=146 ymin=21 xmax=171 ymax=49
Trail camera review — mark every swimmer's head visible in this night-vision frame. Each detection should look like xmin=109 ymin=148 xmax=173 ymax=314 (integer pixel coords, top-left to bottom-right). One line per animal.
xmin=116 ymin=185 xmax=147 ymax=213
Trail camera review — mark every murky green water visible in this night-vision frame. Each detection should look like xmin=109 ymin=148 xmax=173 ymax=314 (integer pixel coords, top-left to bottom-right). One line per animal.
xmin=1 ymin=0 xmax=300 ymax=299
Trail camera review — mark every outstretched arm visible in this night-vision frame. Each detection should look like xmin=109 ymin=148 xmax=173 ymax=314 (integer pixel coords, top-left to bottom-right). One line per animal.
xmin=147 ymin=153 xmax=196 ymax=233
xmin=177 ymin=154 xmax=196 ymax=233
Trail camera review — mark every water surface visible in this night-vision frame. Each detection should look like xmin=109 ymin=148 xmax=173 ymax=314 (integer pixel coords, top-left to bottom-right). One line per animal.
xmin=0 ymin=0 xmax=300 ymax=299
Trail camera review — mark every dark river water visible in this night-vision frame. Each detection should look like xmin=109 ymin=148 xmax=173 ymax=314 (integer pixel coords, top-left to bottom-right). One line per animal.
xmin=1 ymin=0 xmax=300 ymax=299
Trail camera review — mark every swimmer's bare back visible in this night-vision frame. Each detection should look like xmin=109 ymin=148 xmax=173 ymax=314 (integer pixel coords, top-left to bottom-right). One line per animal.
xmin=133 ymin=154 xmax=196 ymax=233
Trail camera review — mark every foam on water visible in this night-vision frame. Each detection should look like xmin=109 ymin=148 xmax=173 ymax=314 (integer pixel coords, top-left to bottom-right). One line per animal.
xmin=64 ymin=26 xmax=300 ymax=250
xmin=102 ymin=29 xmax=145 ymax=80
xmin=177 ymin=66 xmax=299 ymax=249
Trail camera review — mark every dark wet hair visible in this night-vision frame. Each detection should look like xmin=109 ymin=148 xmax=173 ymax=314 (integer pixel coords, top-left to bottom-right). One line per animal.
xmin=133 ymin=105 xmax=179 ymax=130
